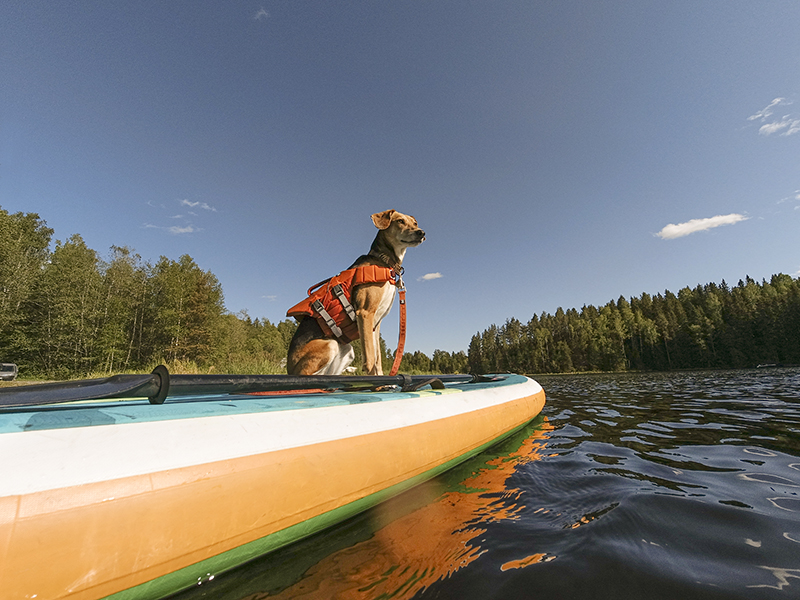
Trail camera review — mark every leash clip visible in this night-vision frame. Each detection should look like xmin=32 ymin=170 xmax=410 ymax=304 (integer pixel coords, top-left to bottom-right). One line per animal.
xmin=394 ymin=270 xmax=406 ymax=291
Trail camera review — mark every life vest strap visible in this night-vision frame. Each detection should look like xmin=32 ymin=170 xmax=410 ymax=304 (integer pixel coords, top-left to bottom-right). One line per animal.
xmin=332 ymin=284 xmax=357 ymax=322
xmin=311 ymin=299 xmax=344 ymax=339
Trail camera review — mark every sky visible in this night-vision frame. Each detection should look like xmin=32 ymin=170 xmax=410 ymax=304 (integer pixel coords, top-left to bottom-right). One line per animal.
xmin=1 ymin=1 xmax=799 ymax=356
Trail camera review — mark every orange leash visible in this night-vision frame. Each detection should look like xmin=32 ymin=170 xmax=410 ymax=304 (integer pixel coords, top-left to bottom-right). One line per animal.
xmin=389 ymin=286 xmax=407 ymax=376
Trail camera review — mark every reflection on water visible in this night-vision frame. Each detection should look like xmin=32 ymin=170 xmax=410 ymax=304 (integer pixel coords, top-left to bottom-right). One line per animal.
xmin=258 ymin=421 xmax=553 ymax=599
xmin=172 ymin=419 xmax=553 ymax=600
xmin=173 ymin=368 xmax=800 ymax=600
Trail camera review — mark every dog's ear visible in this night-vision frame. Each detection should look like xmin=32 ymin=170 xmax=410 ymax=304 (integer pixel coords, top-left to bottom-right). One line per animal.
xmin=371 ymin=210 xmax=396 ymax=230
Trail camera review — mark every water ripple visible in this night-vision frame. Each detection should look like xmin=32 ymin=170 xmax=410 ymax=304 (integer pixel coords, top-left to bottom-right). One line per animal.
xmin=524 ymin=368 xmax=800 ymax=599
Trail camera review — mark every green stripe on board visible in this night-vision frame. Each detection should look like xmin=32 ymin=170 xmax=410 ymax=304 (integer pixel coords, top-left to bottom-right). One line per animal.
xmin=104 ymin=415 xmax=538 ymax=600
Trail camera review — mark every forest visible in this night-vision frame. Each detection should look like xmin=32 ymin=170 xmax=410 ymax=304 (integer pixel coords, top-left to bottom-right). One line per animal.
xmin=467 ymin=273 xmax=800 ymax=374
xmin=3 ymin=206 xmax=798 ymax=379
xmin=0 ymin=207 xmax=464 ymax=379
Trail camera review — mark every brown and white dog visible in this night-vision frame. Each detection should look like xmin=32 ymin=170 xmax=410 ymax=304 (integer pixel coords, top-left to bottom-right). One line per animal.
xmin=287 ymin=210 xmax=425 ymax=376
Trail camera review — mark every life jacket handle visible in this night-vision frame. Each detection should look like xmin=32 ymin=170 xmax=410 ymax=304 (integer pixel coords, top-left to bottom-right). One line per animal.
xmin=307 ymin=278 xmax=332 ymax=297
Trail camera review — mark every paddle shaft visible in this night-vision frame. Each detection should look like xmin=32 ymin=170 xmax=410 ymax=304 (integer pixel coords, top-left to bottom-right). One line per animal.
xmin=0 ymin=367 xmax=489 ymax=408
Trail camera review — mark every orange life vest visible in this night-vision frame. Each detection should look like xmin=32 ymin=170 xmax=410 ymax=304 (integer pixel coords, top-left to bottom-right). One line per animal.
xmin=286 ymin=265 xmax=399 ymax=343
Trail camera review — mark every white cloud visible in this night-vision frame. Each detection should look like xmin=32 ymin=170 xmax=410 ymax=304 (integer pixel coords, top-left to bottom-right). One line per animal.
xmin=748 ymin=98 xmax=800 ymax=136
xmin=759 ymin=117 xmax=800 ymax=136
xmin=777 ymin=190 xmax=800 ymax=204
xmin=144 ymin=199 xmax=215 ymax=233
xmin=169 ymin=225 xmax=200 ymax=234
xmin=418 ymin=272 xmax=443 ymax=281
xmin=262 ymin=295 xmax=278 ymax=301
xmin=254 ymin=7 xmax=269 ymax=20
xmin=180 ymin=199 xmax=217 ymax=212
xmin=656 ymin=213 xmax=748 ymax=240
xmin=144 ymin=223 xmax=201 ymax=235
xmin=748 ymin=98 xmax=787 ymax=121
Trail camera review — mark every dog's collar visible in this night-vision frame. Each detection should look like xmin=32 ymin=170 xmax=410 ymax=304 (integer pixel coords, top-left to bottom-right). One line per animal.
xmin=374 ymin=252 xmax=404 ymax=275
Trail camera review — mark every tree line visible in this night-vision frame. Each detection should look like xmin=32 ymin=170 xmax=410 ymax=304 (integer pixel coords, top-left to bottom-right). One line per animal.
xmin=467 ymin=274 xmax=800 ymax=374
xmin=0 ymin=208 xmax=300 ymax=378
xmin=8 ymin=206 xmax=795 ymax=380
xmin=1 ymin=207 xmax=463 ymax=379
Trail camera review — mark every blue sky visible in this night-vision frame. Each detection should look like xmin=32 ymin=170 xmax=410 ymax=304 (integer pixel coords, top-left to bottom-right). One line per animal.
xmin=2 ymin=1 xmax=799 ymax=356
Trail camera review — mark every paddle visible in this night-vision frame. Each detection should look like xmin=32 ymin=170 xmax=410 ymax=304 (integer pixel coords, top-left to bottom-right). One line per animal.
xmin=0 ymin=366 xmax=498 ymax=409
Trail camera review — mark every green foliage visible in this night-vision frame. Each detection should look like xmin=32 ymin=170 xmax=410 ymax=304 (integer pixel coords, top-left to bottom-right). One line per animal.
xmin=146 ymin=254 xmax=225 ymax=364
xmin=95 ymin=246 xmax=149 ymax=372
xmin=468 ymin=274 xmax=800 ymax=374
xmin=23 ymin=234 xmax=104 ymax=377
xmin=212 ymin=312 xmax=296 ymax=374
xmin=1 ymin=205 xmax=298 ymax=379
xmin=395 ymin=348 xmax=468 ymax=374
xmin=0 ymin=208 xmax=53 ymax=361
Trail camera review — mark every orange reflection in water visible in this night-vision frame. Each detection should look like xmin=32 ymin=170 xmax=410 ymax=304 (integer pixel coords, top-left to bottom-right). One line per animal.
xmin=259 ymin=420 xmax=553 ymax=600
xmin=500 ymin=552 xmax=553 ymax=571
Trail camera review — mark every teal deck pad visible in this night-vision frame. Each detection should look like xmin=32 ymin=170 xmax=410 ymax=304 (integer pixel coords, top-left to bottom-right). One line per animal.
xmin=0 ymin=374 xmax=527 ymax=434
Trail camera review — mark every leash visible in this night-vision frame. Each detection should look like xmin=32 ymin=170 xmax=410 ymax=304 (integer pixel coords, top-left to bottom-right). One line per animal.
xmin=377 ymin=252 xmax=407 ymax=376
xmin=389 ymin=274 xmax=406 ymax=376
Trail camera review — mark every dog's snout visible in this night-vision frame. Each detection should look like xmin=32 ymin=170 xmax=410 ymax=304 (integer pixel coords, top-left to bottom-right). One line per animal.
xmin=418 ymin=229 xmax=426 ymax=238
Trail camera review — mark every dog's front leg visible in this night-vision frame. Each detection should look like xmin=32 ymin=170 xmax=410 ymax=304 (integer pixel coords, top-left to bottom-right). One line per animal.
xmin=372 ymin=321 xmax=383 ymax=375
xmin=357 ymin=309 xmax=379 ymax=374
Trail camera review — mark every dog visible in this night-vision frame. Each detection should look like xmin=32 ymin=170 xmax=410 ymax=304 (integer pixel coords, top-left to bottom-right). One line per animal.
xmin=286 ymin=210 xmax=425 ymax=376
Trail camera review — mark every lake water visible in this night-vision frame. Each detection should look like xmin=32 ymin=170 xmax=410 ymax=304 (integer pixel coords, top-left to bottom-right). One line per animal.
xmin=172 ymin=368 xmax=800 ymax=599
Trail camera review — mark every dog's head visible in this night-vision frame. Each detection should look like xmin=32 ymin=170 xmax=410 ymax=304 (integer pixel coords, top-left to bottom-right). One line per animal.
xmin=371 ymin=210 xmax=426 ymax=250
